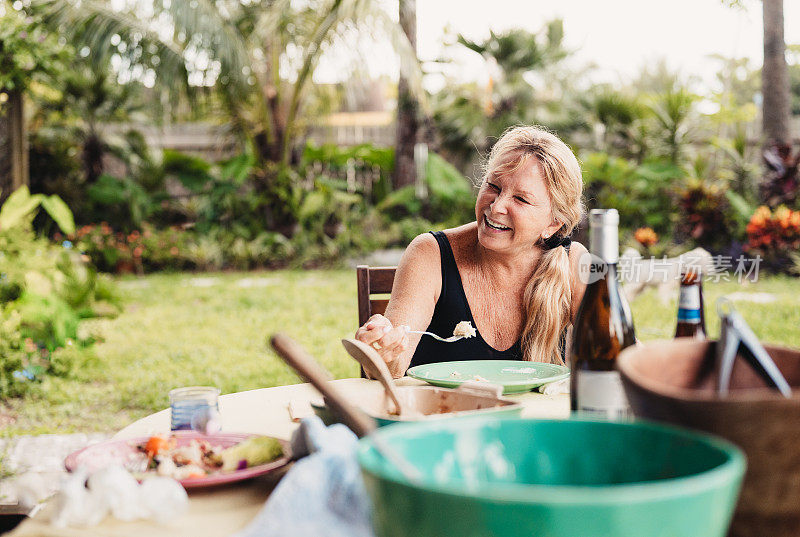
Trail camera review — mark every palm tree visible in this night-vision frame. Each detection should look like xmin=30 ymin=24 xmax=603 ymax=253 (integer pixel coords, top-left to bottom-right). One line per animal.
xmin=432 ymin=22 xmax=572 ymax=169
xmin=761 ymin=0 xmax=791 ymax=144
xmin=581 ymin=87 xmax=649 ymax=161
xmin=393 ymin=0 xmax=418 ymax=190
xmin=648 ymin=88 xmax=698 ymax=166
xmin=722 ymin=0 xmax=791 ymax=144
xmin=36 ymin=63 xmax=144 ymax=185
xmin=36 ymin=0 xmax=422 ymax=167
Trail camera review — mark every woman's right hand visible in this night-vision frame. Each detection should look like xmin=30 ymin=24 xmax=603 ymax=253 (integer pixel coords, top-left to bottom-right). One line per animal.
xmin=355 ymin=314 xmax=410 ymax=373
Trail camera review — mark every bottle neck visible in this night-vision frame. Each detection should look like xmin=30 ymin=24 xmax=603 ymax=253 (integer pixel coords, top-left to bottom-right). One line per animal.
xmin=677 ymin=284 xmax=702 ymax=323
xmin=590 ymin=223 xmax=619 ymax=263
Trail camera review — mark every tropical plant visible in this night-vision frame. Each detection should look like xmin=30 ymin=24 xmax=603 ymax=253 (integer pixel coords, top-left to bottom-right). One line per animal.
xmin=761 ymin=142 xmax=799 ymax=209
xmin=0 ymin=1 xmax=71 ymax=193
xmin=432 ymin=22 xmax=575 ymax=167
xmin=712 ymin=129 xmax=760 ymax=203
xmin=0 ymin=2 xmax=68 ymax=93
xmin=647 ymin=87 xmax=699 ymax=166
xmin=581 ymin=87 xmax=650 ymax=161
xmin=675 ymin=179 xmax=744 ymax=253
xmin=36 ymin=0 xmax=421 ymax=166
xmin=745 ymin=205 xmax=800 ymax=273
xmin=31 ymin=60 xmax=146 ymax=185
xmin=0 ymin=187 xmax=117 ymax=398
xmin=580 ymin=152 xmax=682 ymax=236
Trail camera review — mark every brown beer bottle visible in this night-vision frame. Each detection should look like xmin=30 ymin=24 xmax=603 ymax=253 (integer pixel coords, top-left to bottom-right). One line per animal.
xmin=674 ymin=269 xmax=706 ymax=339
xmin=570 ymin=209 xmax=637 ymax=420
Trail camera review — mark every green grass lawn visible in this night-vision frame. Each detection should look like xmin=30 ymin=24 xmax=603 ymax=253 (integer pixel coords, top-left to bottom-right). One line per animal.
xmin=3 ymin=271 xmax=799 ymax=435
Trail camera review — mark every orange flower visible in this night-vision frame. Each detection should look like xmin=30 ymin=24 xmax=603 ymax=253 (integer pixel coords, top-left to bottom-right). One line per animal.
xmin=634 ymin=227 xmax=658 ymax=247
xmin=749 ymin=206 xmax=771 ymax=229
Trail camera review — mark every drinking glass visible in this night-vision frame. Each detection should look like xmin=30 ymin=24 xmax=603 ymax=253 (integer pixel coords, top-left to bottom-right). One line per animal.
xmin=169 ymin=386 xmax=221 ymax=432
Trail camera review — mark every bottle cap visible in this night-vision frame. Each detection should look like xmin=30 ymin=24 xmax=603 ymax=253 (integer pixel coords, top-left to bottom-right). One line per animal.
xmin=589 ymin=208 xmax=619 ymax=227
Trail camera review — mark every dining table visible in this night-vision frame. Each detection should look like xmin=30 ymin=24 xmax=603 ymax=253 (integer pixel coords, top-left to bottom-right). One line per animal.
xmin=8 ymin=377 xmax=568 ymax=537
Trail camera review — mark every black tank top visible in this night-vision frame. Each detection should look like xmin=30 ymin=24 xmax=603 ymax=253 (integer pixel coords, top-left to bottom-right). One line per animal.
xmin=410 ymin=231 xmax=524 ymax=367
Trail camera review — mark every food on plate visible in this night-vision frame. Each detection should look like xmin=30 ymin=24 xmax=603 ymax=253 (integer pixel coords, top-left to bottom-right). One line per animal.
xmin=210 ymin=436 xmax=285 ymax=472
xmin=453 ymin=321 xmax=477 ymax=338
xmin=472 ymin=375 xmax=489 ymax=382
xmin=135 ymin=435 xmax=283 ymax=480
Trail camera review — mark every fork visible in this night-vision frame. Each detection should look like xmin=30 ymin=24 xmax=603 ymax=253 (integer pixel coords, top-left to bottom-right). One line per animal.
xmin=407 ymin=330 xmax=465 ymax=343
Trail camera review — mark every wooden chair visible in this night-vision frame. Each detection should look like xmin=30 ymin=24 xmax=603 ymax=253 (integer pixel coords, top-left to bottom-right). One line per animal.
xmin=356 ymin=265 xmax=397 ymax=326
xmin=356 ymin=265 xmax=396 ymax=378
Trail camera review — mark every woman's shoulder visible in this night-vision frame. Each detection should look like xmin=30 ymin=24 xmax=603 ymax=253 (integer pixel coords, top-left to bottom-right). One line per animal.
xmin=567 ymin=241 xmax=589 ymax=320
xmin=400 ymin=232 xmax=442 ymax=271
xmin=567 ymin=240 xmax=589 ymax=282
xmin=407 ymin=223 xmax=477 ymax=253
xmin=442 ymin=222 xmax=478 ymax=254
xmin=568 ymin=240 xmax=589 ymax=265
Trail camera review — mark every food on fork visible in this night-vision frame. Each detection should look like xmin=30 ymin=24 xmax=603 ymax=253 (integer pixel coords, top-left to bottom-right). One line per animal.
xmin=453 ymin=321 xmax=477 ymax=339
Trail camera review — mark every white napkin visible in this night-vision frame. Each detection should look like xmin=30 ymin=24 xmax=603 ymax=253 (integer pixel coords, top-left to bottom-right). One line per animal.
xmin=538 ymin=378 xmax=569 ymax=395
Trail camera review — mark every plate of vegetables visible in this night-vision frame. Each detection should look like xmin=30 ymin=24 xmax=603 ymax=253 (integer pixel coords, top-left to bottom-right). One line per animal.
xmin=64 ymin=431 xmax=289 ymax=489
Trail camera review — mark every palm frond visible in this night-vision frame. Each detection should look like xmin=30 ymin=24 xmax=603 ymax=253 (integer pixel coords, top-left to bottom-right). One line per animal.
xmin=34 ymin=0 xmax=189 ymax=97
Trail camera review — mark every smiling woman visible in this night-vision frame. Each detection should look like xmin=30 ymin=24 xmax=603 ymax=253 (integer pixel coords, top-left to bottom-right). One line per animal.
xmin=355 ymin=125 xmax=588 ymax=378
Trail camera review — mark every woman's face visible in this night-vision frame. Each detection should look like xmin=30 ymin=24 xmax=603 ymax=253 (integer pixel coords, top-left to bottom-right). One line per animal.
xmin=475 ymin=159 xmax=561 ymax=255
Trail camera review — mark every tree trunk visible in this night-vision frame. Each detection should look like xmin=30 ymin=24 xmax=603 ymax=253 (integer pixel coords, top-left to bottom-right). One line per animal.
xmin=393 ymin=0 xmax=418 ymax=190
xmin=0 ymin=89 xmax=28 ymax=202
xmin=761 ymin=0 xmax=791 ymax=145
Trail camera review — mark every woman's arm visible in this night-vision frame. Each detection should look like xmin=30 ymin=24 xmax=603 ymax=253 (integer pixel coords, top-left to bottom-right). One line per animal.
xmin=355 ymin=233 xmax=442 ymax=378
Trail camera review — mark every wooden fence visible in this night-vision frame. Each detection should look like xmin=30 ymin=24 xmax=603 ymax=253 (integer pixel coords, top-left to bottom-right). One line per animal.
xmin=103 ymin=117 xmax=800 ymax=168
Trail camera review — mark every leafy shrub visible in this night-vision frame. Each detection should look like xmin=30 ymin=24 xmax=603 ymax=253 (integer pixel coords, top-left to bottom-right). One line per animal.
xmin=87 ymin=174 xmax=154 ymax=230
xmin=745 ymin=206 xmax=800 ymax=273
xmin=674 ymin=180 xmax=744 ymax=252
xmin=376 ymin=152 xmax=476 ymax=227
xmin=581 ymin=152 xmax=681 ymax=235
xmin=74 ymin=223 xmax=191 ymax=273
xmin=0 ymin=188 xmax=118 ymax=398
xmin=761 ymin=143 xmax=799 ymax=209
xmin=185 ymin=235 xmax=225 ymax=272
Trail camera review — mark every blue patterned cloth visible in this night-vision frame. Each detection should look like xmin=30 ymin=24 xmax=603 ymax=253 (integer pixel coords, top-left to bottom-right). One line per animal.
xmin=232 ymin=416 xmax=374 ymax=537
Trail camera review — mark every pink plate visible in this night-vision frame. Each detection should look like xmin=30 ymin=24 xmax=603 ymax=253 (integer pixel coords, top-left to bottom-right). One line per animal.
xmin=64 ymin=431 xmax=290 ymax=490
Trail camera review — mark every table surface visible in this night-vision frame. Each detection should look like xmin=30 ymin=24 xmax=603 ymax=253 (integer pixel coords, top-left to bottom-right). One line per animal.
xmin=10 ymin=377 xmax=568 ymax=537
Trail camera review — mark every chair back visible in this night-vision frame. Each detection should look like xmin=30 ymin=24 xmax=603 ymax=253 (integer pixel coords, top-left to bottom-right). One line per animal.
xmin=355 ymin=265 xmax=396 ymax=378
xmin=357 ymin=265 xmax=396 ymax=326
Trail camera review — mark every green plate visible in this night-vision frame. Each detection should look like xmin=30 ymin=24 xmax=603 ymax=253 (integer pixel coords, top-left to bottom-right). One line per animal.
xmin=406 ymin=360 xmax=569 ymax=394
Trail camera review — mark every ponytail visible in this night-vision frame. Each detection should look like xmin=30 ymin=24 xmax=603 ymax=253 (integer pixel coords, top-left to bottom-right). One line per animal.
xmin=521 ymin=244 xmax=572 ymax=364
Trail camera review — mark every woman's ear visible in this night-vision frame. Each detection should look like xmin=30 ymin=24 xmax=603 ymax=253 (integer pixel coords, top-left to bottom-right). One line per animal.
xmin=543 ymin=219 xmax=563 ymax=238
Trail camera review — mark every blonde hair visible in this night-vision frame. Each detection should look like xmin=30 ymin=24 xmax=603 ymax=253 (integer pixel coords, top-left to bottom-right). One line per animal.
xmin=482 ymin=125 xmax=584 ymax=364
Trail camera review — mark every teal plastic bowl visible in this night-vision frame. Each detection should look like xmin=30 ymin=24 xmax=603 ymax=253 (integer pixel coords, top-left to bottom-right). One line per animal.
xmin=358 ymin=418 xmax=745 ymax=537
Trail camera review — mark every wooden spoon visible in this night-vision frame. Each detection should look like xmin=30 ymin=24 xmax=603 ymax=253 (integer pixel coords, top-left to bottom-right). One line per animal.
xmin=341 ymin=338 xmax=404 ymax=416
xmin=271 ymin=333 xmax=376 ymax=437
xmin=270 ymin=333 xmax=421 ymax=482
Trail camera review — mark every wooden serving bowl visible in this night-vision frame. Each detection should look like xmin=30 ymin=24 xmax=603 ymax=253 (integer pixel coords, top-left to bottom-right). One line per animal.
xmin=618 ymin=339 xmax=800 ymax=537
